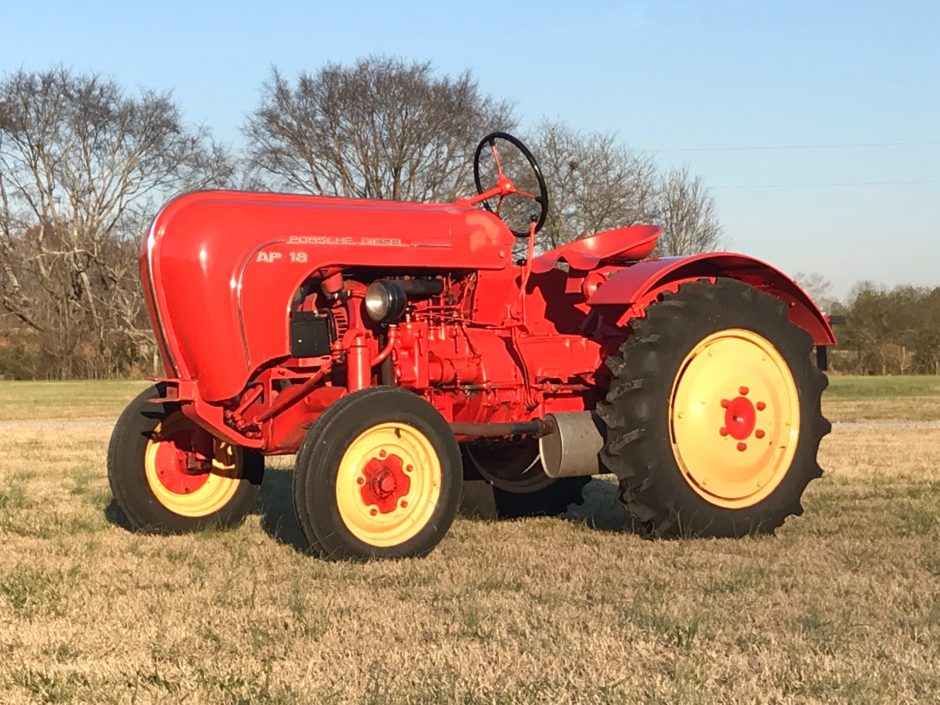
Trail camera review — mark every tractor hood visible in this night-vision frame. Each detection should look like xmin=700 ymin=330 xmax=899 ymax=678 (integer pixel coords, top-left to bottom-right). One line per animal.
xmin=141 ymin=190 xmax=514 ymax=402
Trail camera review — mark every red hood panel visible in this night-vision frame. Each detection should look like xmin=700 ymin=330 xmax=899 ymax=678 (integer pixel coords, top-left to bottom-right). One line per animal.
xmin=142 ymin=190 xmax=514 ymax=401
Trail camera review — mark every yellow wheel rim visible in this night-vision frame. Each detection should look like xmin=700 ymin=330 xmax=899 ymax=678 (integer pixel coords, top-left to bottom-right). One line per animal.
xmin=669 ymin=328 xmax=800 ymax=509
xmin=144 ymin=412 xmax=242 ymax=517
xmin=335 ymin=422 xmax=441 ymax=548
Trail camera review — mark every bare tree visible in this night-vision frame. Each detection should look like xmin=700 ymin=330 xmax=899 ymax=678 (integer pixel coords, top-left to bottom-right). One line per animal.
xmin=0 ymin=67 xmax=231 ymax=378
xmin=794 ymin=272 xmax=837 ymax=310
xmin=530 ymin=121 xmax=658 ymax=250
xmin=244 ymin=57 xmax=514 ymax=202
xmin=654 ymin=166 xmax=723 ymax=256
xmin=523 ymin=125 xmax=721 ymax=257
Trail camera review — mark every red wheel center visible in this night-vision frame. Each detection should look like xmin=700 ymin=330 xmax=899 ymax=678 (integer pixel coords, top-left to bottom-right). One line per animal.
xmin=152 ymin=431 xmax=211 ymax=495
xmin=360 ymin=453 xmax=410 ymax=514
xmin=723 ymin=396 xmax=756 ymax=440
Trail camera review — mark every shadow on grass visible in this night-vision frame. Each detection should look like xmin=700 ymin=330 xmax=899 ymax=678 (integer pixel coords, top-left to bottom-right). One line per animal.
xmin=256 ymin=468 xmax=307 ymax=552
xmin=564 ymin=479 xmax=638 ymax=533
xmin=104 ymin=500 xmax=133 ymax=531
xmin=104 ymin=470 xmax=637 ymax=547
xmin=102 ymin=469 xmax=309 ymax=552
xmin=459 ymin=477 xmax=639 ymax=533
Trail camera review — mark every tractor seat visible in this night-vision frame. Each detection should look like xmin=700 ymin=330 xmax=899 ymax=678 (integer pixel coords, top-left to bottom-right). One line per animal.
xmin=530 ymin=224 xmax=663 ymax=274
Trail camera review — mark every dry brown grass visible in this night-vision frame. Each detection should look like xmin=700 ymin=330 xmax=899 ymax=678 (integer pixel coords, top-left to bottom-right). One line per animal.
xmin=0 ymin=382 xmax=937 ymax=704
xmin=825 ymin=397 xmax=940 ymax=424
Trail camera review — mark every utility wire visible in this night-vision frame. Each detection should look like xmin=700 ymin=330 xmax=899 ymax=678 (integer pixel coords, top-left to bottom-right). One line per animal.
xmin=633 ymin=139 xmax=940 ymax=189
xmin=638 ymin=140 xmax=940 ymax=153
xmin=712 ymin=179 xmax=940 ymax=190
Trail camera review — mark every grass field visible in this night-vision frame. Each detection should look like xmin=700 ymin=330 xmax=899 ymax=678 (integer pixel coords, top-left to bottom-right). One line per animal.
xmin=824 ymin=376 xmax=940 ymax=423
xmin=0 ymin=377 xmax=937 ymax=704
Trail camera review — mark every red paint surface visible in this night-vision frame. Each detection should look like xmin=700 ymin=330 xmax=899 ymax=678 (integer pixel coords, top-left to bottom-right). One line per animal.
xmin=587 ymin=253 xmax=837 ymax=347
xmin=152 ymin=429 xmax=210 ymax=494
xmin=724 ymin=396 xmax=757 ymax=441
xmin=359 ymin=453 xmax=411 ymax=514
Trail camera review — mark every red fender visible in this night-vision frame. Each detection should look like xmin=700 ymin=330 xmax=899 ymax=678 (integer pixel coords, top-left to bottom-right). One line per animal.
xmin=588 ymin=253 xmax=837 ymax=346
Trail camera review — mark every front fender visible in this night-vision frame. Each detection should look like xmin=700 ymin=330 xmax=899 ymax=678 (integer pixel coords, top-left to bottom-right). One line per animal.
xmin=588 ymin=253 xmax=836 ymax=346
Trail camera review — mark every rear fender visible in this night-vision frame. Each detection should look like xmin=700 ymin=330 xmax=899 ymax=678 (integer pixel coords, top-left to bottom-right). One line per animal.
xmin=588 ymin=253 xmax=837 ymax=345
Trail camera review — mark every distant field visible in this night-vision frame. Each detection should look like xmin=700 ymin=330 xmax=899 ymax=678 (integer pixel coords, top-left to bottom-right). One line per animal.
xmin=0 ymin=379 xmax=148 ymax=421
xmin=826 ymin=374 xmax=940 ymax=400
xmin=0 ymin=377 xmax=938 ymax=703
xmin=825 ymin=375 xmax=940 ymax=422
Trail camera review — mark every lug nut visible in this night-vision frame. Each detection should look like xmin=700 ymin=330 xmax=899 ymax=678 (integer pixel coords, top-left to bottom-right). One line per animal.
xmin=736 ymin=442 xmax=747 ymax=452
xmin=756 ymin=401 xmax=766 ymax=411
xmin=739 ymin=386 xmax=749 ymax=395
xmin=755 ymin=429 xmax=765 ymax=439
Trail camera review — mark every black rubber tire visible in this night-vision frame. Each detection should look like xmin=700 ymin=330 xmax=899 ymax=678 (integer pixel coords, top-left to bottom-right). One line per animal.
xmin=461 ymin=447 xmax=588 ymax=518
xmin=596 ymin=278 xmax=830 ymax=537
xmin=107 ymin=384 xmax=263 ymax=533
xmin=292 ymin=387 xmax=462 ymax=560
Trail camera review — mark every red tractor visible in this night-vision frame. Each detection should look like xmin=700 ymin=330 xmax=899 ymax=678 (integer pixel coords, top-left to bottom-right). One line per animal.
xmin=108 ymin=132 xmax=832 ymax=559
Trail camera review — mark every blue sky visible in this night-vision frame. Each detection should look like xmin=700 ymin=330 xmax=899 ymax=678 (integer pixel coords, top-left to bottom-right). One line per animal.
xmin=2 ymin=0 xmax=937 ymax=298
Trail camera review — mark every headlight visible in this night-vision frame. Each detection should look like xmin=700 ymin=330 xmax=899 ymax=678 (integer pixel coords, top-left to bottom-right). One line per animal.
xmin=364 ymin=280 xmax=407 ymax=323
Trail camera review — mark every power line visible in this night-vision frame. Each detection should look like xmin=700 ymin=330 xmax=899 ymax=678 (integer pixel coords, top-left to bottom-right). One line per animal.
xmin=638 ymin=140 xmax=940 ymax=153
xmin=712 ymin=179 xmax=940 ymax=190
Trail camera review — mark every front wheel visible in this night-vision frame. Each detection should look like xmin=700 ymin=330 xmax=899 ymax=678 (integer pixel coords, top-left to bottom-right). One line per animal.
xmin=107 ymin=385 xmax=263 ymax=533
xmin=597 ymin=278 xmax=830 ymax=537
xmin=292 ymin=387 xmax=462 ymax=560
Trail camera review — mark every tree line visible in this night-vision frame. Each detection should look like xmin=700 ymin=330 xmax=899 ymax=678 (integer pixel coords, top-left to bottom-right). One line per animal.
xmin=793 ymin=273 xmax=939 ymax=375
xmin=2 ymin=59 xmax=928 ymax=379
xmin=822 ymin=282 xmax=940 ymax=376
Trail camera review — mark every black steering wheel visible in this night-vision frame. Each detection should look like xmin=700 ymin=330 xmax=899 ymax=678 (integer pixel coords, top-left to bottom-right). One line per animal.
xmin=472 ymin=131 xmax=549 ymax=237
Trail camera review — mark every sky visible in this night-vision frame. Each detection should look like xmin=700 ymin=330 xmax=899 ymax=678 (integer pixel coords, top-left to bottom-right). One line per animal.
xmin=1 ymin=0 xmax=937 ymax=299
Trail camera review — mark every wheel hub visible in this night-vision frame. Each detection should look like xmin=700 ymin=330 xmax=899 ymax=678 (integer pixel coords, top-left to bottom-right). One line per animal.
xmin=144 ymin=412 xmax=243 ymax=517
xmin=669 ymin=328 xmax=800 ymax=509
xmin=721 ymin=394 xmax=757 ymax=440
xmin=153 ymin=439 xmax=211 ymax=494
xmin=335 ymin=422 xmax=442 ymax=547
xmin=359 ymin=454 xmax=411 ymax=513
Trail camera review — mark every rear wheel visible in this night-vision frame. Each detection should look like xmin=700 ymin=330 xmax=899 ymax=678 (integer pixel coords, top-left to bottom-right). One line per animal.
xmin=107 ymin=385 xmax=263 ymax=533
xmin=462 ymin=440 xmax=588 ymax=518
xmin=597 ymin=278 xmax=829 ymax=537
xmin=293 ymin=387 xmax=462 ymax=560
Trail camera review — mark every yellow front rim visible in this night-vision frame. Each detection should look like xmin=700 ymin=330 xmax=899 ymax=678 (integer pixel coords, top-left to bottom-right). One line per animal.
xmin=335 ymin=422 xmax=441 ymax=548
xmin=144 ymin=413 xmax=242 ymax=517
xmin=669 ymin=328 xmax=800 ymax=509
